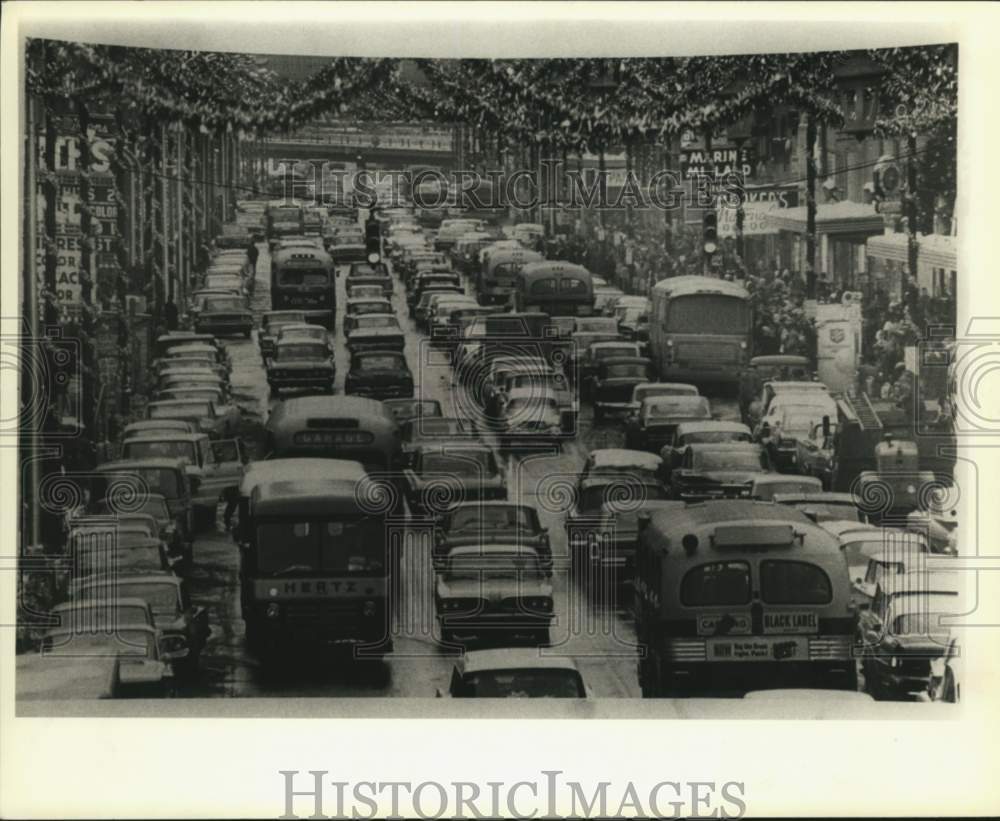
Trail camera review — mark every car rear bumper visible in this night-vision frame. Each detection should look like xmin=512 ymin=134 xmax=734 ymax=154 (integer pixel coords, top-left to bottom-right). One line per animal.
xmin=195 ymin=319 xmax=253 ymax=335
xmin=347 ymin=384 xmax=414 ymax=399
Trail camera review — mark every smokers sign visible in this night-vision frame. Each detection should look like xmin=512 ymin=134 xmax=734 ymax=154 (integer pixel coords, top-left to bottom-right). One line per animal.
xmin=718 ymin=185 xmax=799 ymax=237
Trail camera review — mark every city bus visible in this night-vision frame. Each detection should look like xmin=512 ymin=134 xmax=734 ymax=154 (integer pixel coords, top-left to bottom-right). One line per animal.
xmin=514 ymin=261 xmax=595 ymax=318
xmin=270 ymin=245 xmax=336 ymax=330
xmin=633 ymin=500 xmax=857 ymax=697
xmin=264 ymin=395 xmax=402 ymax=475
xmin=648 ymin=275 xmax=752 ymax=386
xmin=477 ymin=247 xmax=543 ymax=307
xmin=240 ymin=476 xmax=393 ymax=661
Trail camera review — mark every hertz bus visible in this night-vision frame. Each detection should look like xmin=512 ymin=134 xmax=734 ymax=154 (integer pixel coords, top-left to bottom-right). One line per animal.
xmin=514 ymin=261 xmax=595 ymax=318
xmin=648 ymin=275 xmax=752 ymax=386
xmin=240 ymin=474 xmax=393 ymax=661
xmin=633 ymin=500 xmax=857 ymax=696
xmin=270 ymin=245 xmax=336 ymax=330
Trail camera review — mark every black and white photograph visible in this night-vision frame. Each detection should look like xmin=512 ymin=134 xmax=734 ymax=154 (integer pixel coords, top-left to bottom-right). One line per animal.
xmin=1 ymin=2 xmax=998 ymax=818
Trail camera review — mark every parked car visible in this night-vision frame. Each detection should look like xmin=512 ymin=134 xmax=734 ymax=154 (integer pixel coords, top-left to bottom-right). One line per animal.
xmin=73 ymin=573 xmax=210 ymax=678
xmin=437 ymin=649 xmax=591 ymax=698
xmin=193 ymin=293 xmax=254 ymax=339
xmin=146 ymin=398 xmax=229 ymax=439
xmin=265 ymin=339 xmax=336 ymax=397
xmin=435 ymin=544 xmax=553 ymax=644
xmin=624 ymin=382 xmax=699 ymax=420
xmin=344 ymin=349 xmax=414 ymax=400
xmin=403 ymin=445 xmax=506 ymax=517
xmin=90 ymin=492 xmax=185 ymax=560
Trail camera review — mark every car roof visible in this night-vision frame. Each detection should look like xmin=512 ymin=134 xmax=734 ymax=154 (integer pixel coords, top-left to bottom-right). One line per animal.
xmin=771 ymin=492 xmax=860 ymax=505
xmin=766 ymin=380 xmax=829 ymax=391
xmin=446 ymin=543 xmax=543 ymax=558
xmin=819 ymin=520 xmax=881 ymax=537
xmin=587 ymin=449 xmax=662 ymax=471
xmin=447 ymin=501 xmax=531 ymax=511
xmin=123 ymin=432 xmax=206 ymax=443
xmin=279 ymin=323 xmax=325 ymax=332
xmin=750 ymin=355 xmax=811 ymax=367
xmin=752 ymin=474 xmax=823 ymax=488
xmin=458 ymin=648 xmax=580 ymax=675
xmin=635 ymin=382 xmax=699 ymax=394
xmin=77 ymin=572 xmax=179 ymax=589
xmin=676 ymin=421 xmax=751 ymax=435
xmin=651 ymin=274 xmax=750 ymax=299
xmin=53 ymin=597 xmax=150 ymax=613
xmin=97 ymin=457 xmax=188 ymax=471
xmin=643 ymin=395 xmax=710 ymax=410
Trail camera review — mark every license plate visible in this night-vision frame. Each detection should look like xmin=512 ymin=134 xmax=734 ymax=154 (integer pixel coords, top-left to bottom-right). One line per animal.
xmin=707 ymin=637 xmax=807 ymax=662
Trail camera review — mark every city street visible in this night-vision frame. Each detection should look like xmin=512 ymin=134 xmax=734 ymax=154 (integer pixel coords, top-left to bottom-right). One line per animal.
xmin=184 ymin=242 xmax=652 ymax=698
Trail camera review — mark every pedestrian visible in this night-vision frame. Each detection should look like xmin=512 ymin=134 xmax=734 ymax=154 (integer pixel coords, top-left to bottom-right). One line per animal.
xmin=164 ymin=296 xmax=179 ymax=331
xmin=247 ymin=240 xmax=259 ymax=276
xmin=223 ymin=488 xmax=239 ymax=532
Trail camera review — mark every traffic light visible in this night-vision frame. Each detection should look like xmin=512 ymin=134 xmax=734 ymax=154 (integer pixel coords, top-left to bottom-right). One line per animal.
xmin=702 ymin=210 xmax=718 ymax=257
xmin=365 ymin=217 xmax=381 ymax=264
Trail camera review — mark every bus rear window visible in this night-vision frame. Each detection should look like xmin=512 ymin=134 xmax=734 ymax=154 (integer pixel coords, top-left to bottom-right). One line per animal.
xmin=681 ymin=561 xmax=751 ymax=606
xmin=667 ymin=295 xmax=750 ymax=334
xmin=760 ymin=560 xmax=832 ymax=604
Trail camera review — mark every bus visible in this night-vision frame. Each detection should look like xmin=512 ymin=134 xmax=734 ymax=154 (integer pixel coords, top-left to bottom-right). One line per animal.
xmin=514 ymin=261 xmax=595 ymax=318
xmin=633 ymin=500 xmax=857 ymax=696
xmin=648 ymin=275 xmax=752 ymax=386
xmin=264 ymin=395 xmax=402 ymax=475
xmin=240 ymin=475 xmax=393 ymax=660
xmin=270 ymin=245 xmax=336 ymax=330
xmin=477 ymin=247 xmax=543 ymax=306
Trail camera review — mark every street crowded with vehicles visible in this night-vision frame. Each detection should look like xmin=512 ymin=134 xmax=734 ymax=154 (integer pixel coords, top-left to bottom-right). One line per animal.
xmin=21 ymin=180 xmax=962 ymax=707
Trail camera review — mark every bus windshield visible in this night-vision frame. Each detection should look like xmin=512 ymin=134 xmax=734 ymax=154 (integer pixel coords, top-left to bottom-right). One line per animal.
xmin=278 ymin=268 xmax=329 ymax=286
xmin=271 ymin=207 xmax=301 ymax=222
xmin=667 ymin=295 xmax=750 ymax=334
xmin=256 ymin=517 xmax=386 ymax=574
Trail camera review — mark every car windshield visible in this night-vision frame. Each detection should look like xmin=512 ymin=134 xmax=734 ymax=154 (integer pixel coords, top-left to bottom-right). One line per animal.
xmin=579 ymin=482 xmax=668 ymax=512
xmin=349 ymin=286 xmax=383 ymax=298
xmin=667 ymin=294 xmax=750 ymax=334
xmin=357 ymin=354 xmax=405 ymax=370
xmin=123 ymin=440 xmax=197 ymax=463
xmin=506 ymin=397 xmax=560 ymax=418
xmin=277 ymin=344 xmax=327 ymax=360
xmin=445 ymin=554 xmax=544 ymax=581
xmin=43 ymin=629 xmax=154 ymax=658
xmin=681 ymin=430 xmax=750 ymax=445
xmin=101 ymin=583 xmax=178 ymax=612
xmin=166 ymin=390 xmax=219 ymax=403
xmin=95 ymin=496 xmax=169 ymax=522
xmin=423 ymin=451 xmax=494 ymax=477
xmin=102 ymin=468 xmax=179 ymax=498
xmin=692 ymin=450 xmax=766 ymax=471
xmin=256 ymin=517 xmax=386 ymax=574
xmin=779 ymin=413 xmax=823 ymax=435
xmin=204 ymin=277 xmax=241 ymax=290
xmin=279 ymin=268 xmax=329 ymax=286
xmin=576 ymin=319 xmax=617 ymax=333
xmin=150 ymin=402 xmax=211 ymax=419
xmin=282 ymin=328 xmax=324 ymax=341
xmin=635 ymin=385 xmax=697 ymax=402
xmin=271 ymin=207 xmax=301 ymax=221
xmin=460 ymin=669 xmax=584 ymax=698
xmin=843 ymin=537 xmax=921 ymax=570
xmin=265 ymin=314 xmax=305 ymax=328
xmin=605 ymin=363 xmax=647 ymax=379
xmin=203 ymin=297 xmax=244 ymax=312
xmin=755 ymin=480 xmax=821 ymax=499
xmin=353 ymin=302 xmax=390 ymax=315
xmin=593 ymin=346 xmax=636 ymax=361
xmin=510 ymin=373 xmax=567 ymax=391
xmin=356 ymin=316 xmax=398 ymax=329
xmin=645 ymin=398 xmax=710 ymax=420
xmin=449 ymin=506 xmax=534 ymax=531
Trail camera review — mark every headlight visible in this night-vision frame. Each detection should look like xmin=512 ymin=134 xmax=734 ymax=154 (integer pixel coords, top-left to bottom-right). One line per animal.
xmin=890 ymin=656 xmax=900 ymax=668
xmin=266 ymin=603 xmax=281 ymax=619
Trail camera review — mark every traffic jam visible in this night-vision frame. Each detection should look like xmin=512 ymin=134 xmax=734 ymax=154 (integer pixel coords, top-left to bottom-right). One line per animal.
xmin=21 ymin=178 xmax=963 ymax=706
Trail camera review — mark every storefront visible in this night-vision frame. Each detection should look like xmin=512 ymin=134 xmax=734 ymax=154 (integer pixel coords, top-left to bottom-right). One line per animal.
xmin=769 ymin=201 xmax=885 ymax=289
xmin=865 ymin=231 xmax=957 ymax=300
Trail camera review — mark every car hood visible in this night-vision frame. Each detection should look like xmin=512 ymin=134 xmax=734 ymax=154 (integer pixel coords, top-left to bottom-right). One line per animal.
xmin=677 ymin=470 xmax=761 ymax=485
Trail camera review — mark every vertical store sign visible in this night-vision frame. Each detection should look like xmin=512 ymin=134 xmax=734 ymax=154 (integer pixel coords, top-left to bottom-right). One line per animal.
xmin=717 ymin=185 xmax=799 ymax=237
xmin=35 ymin=117 xmax=117 ymax=310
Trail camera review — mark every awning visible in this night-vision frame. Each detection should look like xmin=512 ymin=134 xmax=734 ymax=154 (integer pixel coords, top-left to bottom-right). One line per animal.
xmin=769 ymin=201 xmax=885 ymax=236
xmin=866 ymin=232 xmax=957 ymax=269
